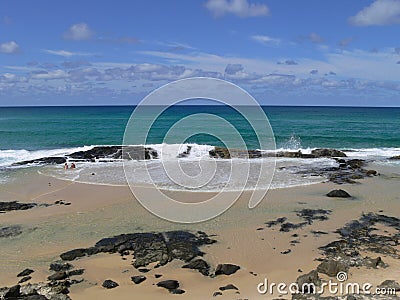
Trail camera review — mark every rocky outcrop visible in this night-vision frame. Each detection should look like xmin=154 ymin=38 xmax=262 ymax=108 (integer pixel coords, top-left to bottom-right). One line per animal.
xmin=182 ymin=258 xmax=210 ymax=276
xmin=0 ymin=201 xmax=37 ymax=212
xmin=326 ymin=189 xmax=352 ymax=198
xmin=311 ymin=148 xmax=347 ymax=158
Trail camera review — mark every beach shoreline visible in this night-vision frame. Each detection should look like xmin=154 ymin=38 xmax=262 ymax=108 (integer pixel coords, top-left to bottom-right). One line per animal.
xmin=1 ymin=160 xmax=399 ymax=299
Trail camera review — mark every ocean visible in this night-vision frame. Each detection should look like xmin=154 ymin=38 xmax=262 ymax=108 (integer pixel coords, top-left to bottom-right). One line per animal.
xmin=1 ymin=105 xmax=399 ymax=190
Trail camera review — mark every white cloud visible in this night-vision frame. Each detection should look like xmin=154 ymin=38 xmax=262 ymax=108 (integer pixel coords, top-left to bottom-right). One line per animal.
xmin=31 ymin=70 xmax=69 ymax=80
xmin=205 ymin=0 xmax=269 ymax=18
xmin=250 ymin=35 xmax=281 ymax=46
xmin=0 ymin=41 xmax=20 ymax=54
xmin=349 ymin=0 xmax=400 ymax=26
xmin=63 ymin=23 xmax=94 ymax=40
xmin=44 ymin=49 xmax=95 ymax=57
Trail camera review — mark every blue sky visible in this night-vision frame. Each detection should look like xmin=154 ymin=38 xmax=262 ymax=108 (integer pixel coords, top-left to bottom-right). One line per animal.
xmin=0 ymin=0 xmax=399 ymax=106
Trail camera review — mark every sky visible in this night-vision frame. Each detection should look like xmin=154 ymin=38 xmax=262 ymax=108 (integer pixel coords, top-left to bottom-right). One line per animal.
xmin=0 ymin=0 xmax=400 ymax=106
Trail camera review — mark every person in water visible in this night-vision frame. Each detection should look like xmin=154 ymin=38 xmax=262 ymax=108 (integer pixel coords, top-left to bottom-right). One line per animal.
xmin=70 ymin=163 xmax=76 ymax=169
xmin=64 ymin=162 xmax=68 ymax=169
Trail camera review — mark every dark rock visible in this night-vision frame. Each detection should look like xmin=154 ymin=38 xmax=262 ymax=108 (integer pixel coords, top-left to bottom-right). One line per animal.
xmin=17 ymin=268 xmax=34 ymax=277
xmin=4 ymin=285 xmax=21 ymax=298
xmin=60 ymin=248 xmax=87 ymax=261
xmin=13 ymin=156 xmax=67 ymax=166
xmin=296 ymin=209 xmax=331 ymax=224
xmin=326 ymin=189 xmax=351 ymax=198
xmin=281 ymin=249 xmax=291 ymax=254
xmin=366 ymin=170 xmax=377 ymax=176
xmin=67 ymin=269 xmax=84 ymax=276
xmin=155 ymin=274 xmax=162 ymax=278
xmin=215 ymin=264 xmax=240 ymax=276
xmin=182 ymin=258 xmax=210 ymax=276
xmin=363 ymin=256 xmax=386 ymax=269
xmin=157 ymin=280 xmax=179 ymax=290
xmin=311 ymin=148 xmax=346 ymax=157
xmin=213 ymin=291 xmax=223 ymax=297
xmin=138 ymin=268 xmax=151 ymax=273
xmin=317 ymin=260 xmax=348 ymax=277
xmin=102 ymin=279 xmax=119 ymax=289
xmin=280 ymin=222 xmax=308 ymax=232
xmin=265 ymin=217 xmax=287 ymax=227
xmin=296 ymin=270 xmax=320 ymax=293
xmin=0 ymin=225 xmax=23 ymax=238
xmin=18 ymin=276 xmax=32 ymax=283
xmin=311 ymin=230 xmax=328 ymax=236
xmin=0 ymin=201 xmax=37 ymax=212
xmin=131 ymin=275 xmax=146 ymax=284
xmin=219 ymin=284 xmax=238 ymax=291
xmin=50 ymin=261 xmax=73 ymax=272
xmin=389 ymin=155 xmax=400 ymax=160
xmin=48 ymin=271 xmax=68 ymax=281
xmin=378 ymin=280 xmax=400 ymax=291
xmin=169 ymin=289 xmax=185 ymax=294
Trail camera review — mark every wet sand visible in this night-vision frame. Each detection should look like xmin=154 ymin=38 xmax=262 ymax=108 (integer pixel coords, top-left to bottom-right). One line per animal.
xmin=0 ymin=163 xmax=399 ymax=299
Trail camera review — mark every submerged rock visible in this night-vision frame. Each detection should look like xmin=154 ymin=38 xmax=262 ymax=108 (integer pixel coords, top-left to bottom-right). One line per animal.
xmin=0 ymin=225 xmax=23 ymax=238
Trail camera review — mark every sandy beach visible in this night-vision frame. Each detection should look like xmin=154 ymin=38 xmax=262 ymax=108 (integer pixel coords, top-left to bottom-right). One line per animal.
xmin=1 ymin=161 xmax=399 ymax=299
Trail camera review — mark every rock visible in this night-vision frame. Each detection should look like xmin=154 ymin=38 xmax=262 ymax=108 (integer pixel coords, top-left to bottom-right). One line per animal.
xmin=215 ymin=264 xmax=240 ymax=276
xmin=0 ymin=201 xmax=37 ymax=212
xmin=50 ymin=261 xmax=73 ymax=272
xmin=155 ymin=274 xmax=162 ymax=278
xmin=296 ymin=209 xmax=331 ymax=224
xmin=296 ymin=270 xmax=320 ymax=293
xmin=17 ymin=268 xmax=34 ymax=277
xmin=157 ymin=280 xmax=179 ymax=290
xmin=281 ymin=249 xmax=291 ymax=254
xmin=326 ymin=189 xmax=351 ymax=198
xmin=363 ymin=256 xmax=386 ymax=269
xmin=311 ymin=148 xmax=346 ymax=157
xmin=18 ymin=276 xmax=32 ymax=283
xmin=317 ymin=260 xmax=348 ymax=277
xmin=67 ymin=269 xmax=84 ymax=276
xmin=0 ymin=225 xmax=23 ymax=238
xmin=389 ymin=155 xmax=400 ymax=160
xmin=219 ymin=284 xmax=238 ymax=291
xmin=169 ymin=289 xmax=185 ymax=294
xmin=366 ymin=170 xmax=378 ymax=176
xmin=378 ymin=280 xmax=400 ymax=291
xmin=48 ymin=271 xmax=68 ymax=281
xmin=60 ymin=248 xmax=87 ymax=261
xmin=182 ymin=259 xmax=210 ymax=276
xmin=280 ymin=222 xmax=308 ymax=232
xmin=13 ymin=157 xmax=67 ymax=166
xmin=213 ymin=291 xmax=223 ymax=297
xmin=4 ymin=285 xmax=21 ymax=298
xmin=138 ymin=268 xmax=150 ymax=273
xmin=131 ymin=275 xmax=146 ymax=284
xmin=265 ymin=217 xmax=287 ymax=227
xmin=102 ymin=280 xmax=119 ymax=289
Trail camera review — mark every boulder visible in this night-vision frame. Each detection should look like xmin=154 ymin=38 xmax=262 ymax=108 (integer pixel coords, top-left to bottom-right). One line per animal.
xmin=17 ymin=268 xmax=34 ymax=277
xmin=102 ymin=279 xmax=119 ymax=289
xmin=296 ymin=270 xmax=320 ymax=294
xmin=182 ymin=258 xmax=210 ymax=276
xmin=317 ymin=260 xmax=348 ymax=277
xmin=131 ymin=275 xmax=146 ymax=284
xmin=215 ymin=264 xmax=240 ymax=276
xmin=157 ymin=280 xmax=179 ymax=290
xmin=326 ymin=189 xmax=351 ymax=198
xmin=311 ymin=148 xmax=347 ymax=157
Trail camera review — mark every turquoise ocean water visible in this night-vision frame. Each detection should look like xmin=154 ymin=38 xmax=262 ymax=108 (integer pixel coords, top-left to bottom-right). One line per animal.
xmin=0 ymin=105 xmax=399 ymax=190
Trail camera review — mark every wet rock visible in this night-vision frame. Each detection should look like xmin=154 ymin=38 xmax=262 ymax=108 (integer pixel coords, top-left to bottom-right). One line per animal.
xmin=265 ymin=217 xmax=287 ymax=227
xmin=60 ymin=231 xmax=216 ymax=271
xmin=215 ymin=264 xmax=240 ymax=276
xmin=155 ymin=274 xmax=162 ymax=278
xmin=49 ymin=261 xmax=73 ymax=272
xmin=17 ymin=268 xmax=34 ymax=277
xmin=18 ymin=276 xmax=32 ymax=283
xmin=326 ymin=189 xmax=351 ymax=198
xmin=138 ymin=268 xmax=151 ymax=273
xmin=281 ymin=249 xmax=292 ymax=254
xmin=0 ymin=201 xmax=37 ymax=212
xmin=296 ymin=270 xmax=320 ymax=293
xmin=48 ymin=271 xmax=68 ymax=281
xmin=169 ymin=289 xmax=185 ymax=294
xmin=317 ymin=260 xmax=348 ymax=277
xmin=157 ymin=280 xmax=179 ymax=290
xmin=213 ymin=291 xmax=223 ymax=297
xmin=389 ymin=155 xmax=400 ymax=160
xmin=0 ymin=225 xmax=23 ymax=238
xmin=311 ymin=148 xmax=346 ymax=157
xmin=102 ymin=280 xmax=119 ymax=289
xmin=13 ymin=157 xmax=67 ymax=166
xmin=60 ymin=248 xmax=87 ymax=261
xmin=219 ymin=284 xmax=238 ymax=291
xmin=67 ymin=269 xmax=84 ymax=276
xmin=366 ymin=170 xmax=378 ymax=176
xmin=131 ymin=275 xmax=146 ymax=284
xmin=296 ymin=209 xmax=331 ymax=224
xmin=182 ymin=258 xmax=210 ymax=276
xmin=280 ymin=222 xmax=308 ymax=232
